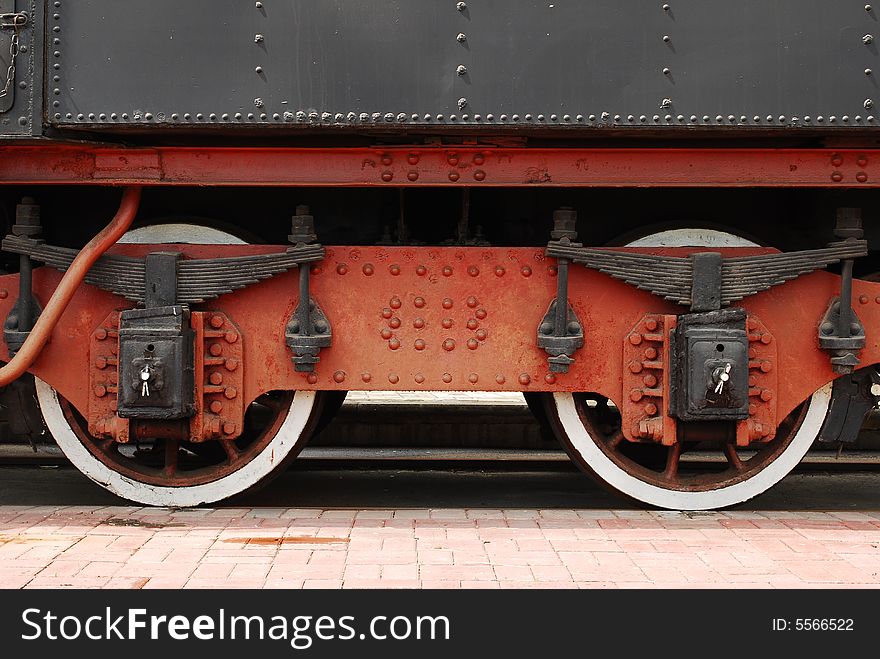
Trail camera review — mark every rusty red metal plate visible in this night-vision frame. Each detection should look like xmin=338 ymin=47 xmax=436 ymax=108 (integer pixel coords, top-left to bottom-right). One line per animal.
xmin=0 ymin=244 xmax=878 ymax=435
xmin=0 ymin=145 xmax=876 ymax=188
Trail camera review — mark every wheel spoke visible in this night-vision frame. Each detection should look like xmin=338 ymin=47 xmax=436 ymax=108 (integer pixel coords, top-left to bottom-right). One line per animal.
xmin=606 ymin=431 xmax=625 ymax=449
xmin=723 ymin=443 xmax=745 ymax=471
xmin=662 ymin=443 xmax=682 ymax=480
xmin=163 ymin=439 xmax=179 ymax=477
xmin=221 ymin=439 xmax=241 ymax=463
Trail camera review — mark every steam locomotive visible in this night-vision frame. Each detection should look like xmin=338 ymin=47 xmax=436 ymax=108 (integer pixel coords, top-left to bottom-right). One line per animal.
xmin=0 ymin=1 xmax=878 ymax=509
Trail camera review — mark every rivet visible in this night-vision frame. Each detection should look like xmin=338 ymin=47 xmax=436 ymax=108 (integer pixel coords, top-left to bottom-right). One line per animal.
xmin=662 ymin=67 xmax=670 ymax=75
xmin=449 ymin=172 xmax=460 ymax=182
xmin=224 ymin=387 xmax=238 ymax=400
xmin=645 ymin=318 xmax=658 ymax=331
xmin=457 ymin=33 xmax=467 ymax=42
xmin=362 ymin=373 xmax=372 ymax=383
xmin=645 ymin=347 xmax=658 ymax=359
xmin=519 ymin=373 xmax=531 ymax=385
xmin=389 ymin=373 xmax=400 ymax=384
xmin=467 ymin=338 xmax=479 ymax=350
xmin=643 ymin=374 xmax=658 ymax=387
xmin=629 ymin=334 xmax=643 ymax=345
xmin=467 ymin=296 xmax=478 ymax=308
xmin=467 ymin=318 xmax=479 ymax=330
xmin=414 ymin=296 xmax=426 ymax=308
xmin=363 ymin=263 xmax=375 ymax=276
xmin=521 ymin=265 xmax=532 ymax=277
xmin=464 ymin=373 xmax=477 ymax=384
xmin=443 ymin=339 xmax=456 ymax=351
xmin=389 ymin=317 xmax=401 ymax=329
xmin=95 ymin=328 xmax=108 ymax=340
xmin=337 ymin=263 xmax=349 ymax=275
xmin=475 ymin=329 xmax=488 ymax=341
xmin=407 ymin=171 xmax=419 ymax=182
xmin=333 ymin=370 xmax=346 ymax=383
xmin=210 ymin=401 xmax=223 ymax=414
xmin=414 ymin=339 xmax=426 ymax=351
xmin=415 ymin=373 xmax=425 ymax=384
xmin=860 ymin=295 xmax=870 ymax=304
xmin=475 ymin=308 xmax=487 ymax=320
xmin=209 ymin=343 xmax=223 ymax=356
xmin=381 ymin=171 xmax=394 ymax=182
xmin=416 ymin=265 xmax=427 ymax=276
xmin=832 ymin=171 xmax=844 ymax=182
xmin=457 ymin=65 xmax=467 ymax=75
xmin=760 ymin=361 xmax=772 ymax=373
xmin=94 ymin=385 xmax=107 ymax=398
xmin=382 ymin=308 xmax=393 ymax=319
xmin=381 ymin=328 xmax=393 ymax=340
xmin=544 ymin=373 xmax=556 ymax=384
xmin=413 ymin=317 xmax=425 ymax=329
xmin=0 ymin=289 xmax=8 ymax=299
xmin=831 ymin=154 xmax=843 ymax=167
xmin=390 ymin=296 xmax=402 ymax=309
xmin=857 ymin=172 xmax=869 ymax=183
xmin=223 ymin=422 xmax=237 ymax=435
xmin=858 ymin=155 xmax=869 ymax=167
xmin=210 ymin=372 xmax=223 ymax=385
xmin=496 ymin=374 xmax=506 ymax=384
xmin=442 ymin=373 xmax=453 ymax=384
xmin=495 ymin=266 xmax=505 ymax=276
xmin=760 ymin=389 xmax=773 ymax=402
xmin=645 ymin=403 xmax=658 ymax=416
xmin=443 ymin=266 xmax=454 ymax=276
xmin=224 ymin=358 xmax=239 ymax=371
xmin=448 ymin=155 xmax=460 ymax=166
xmin=442 ymin=318 xmax=453 ymax=329
xmin=389 ymin=338 xmax=401 ymax=350
xmin=474 ymin=170 xmax=486 ymax=181
xmin=306 ymin=373 xmax=318 ymax=384
xmin=630 ymin=389 xmax=644 ymax=402
xmin=443 ymin=298 xmax=454 ymax=309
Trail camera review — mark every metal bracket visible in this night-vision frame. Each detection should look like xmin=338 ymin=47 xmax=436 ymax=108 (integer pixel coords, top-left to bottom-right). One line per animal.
xmin=819 ymin=208 xmax=866 ymax=374
xmin=818 ymin=367 xmax=880 ymax=444
xmin=538 ymin=209 xmax=584 ymax=373
xmin=284 ymin=206 xmax=331 ymax=372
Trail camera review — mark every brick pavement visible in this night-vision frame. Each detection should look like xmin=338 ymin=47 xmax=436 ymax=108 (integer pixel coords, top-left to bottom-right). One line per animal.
xmin=1 ymin=506 xmax=879 ymax=589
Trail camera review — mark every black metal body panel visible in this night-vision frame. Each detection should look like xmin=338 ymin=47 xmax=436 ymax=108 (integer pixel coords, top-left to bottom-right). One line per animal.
xmin=0 ymin=0 xmax=40 ymax=136
xmin=45 ymin=1 xmax=880 ymax=132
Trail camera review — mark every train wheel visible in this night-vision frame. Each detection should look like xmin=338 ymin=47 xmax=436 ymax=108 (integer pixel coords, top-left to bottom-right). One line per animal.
xmin=32 ymin=222 xmax=329 ymax=506
xmin=543 ymin=227 xmax=833 ymax=509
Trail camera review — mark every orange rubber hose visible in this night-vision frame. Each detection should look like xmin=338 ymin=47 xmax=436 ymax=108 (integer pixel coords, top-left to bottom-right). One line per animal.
xmin=0 ymin=186 xmax=142 ymax=386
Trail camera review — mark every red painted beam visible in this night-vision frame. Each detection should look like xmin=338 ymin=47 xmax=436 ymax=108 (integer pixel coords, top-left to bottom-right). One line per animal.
xmin=0 ymin=145 xmax=876 ymax=187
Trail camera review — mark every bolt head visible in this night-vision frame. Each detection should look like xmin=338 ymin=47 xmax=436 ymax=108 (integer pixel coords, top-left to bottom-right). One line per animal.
xmin=871 ymin=383 xmax=880 ymax=397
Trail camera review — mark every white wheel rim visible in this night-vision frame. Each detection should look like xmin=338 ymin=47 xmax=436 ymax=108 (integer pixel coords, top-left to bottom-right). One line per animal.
xmin=552 ymin=385 xmax=831 ymax=510
xmin=34 ymin=222 xmax=314 ymax=506
xmin=624 ymin=228 xmax=759 ymax=248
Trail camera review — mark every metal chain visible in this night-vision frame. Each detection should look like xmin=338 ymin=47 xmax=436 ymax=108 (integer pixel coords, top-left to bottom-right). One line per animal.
xmin=0 ymin=12 xmax=28 ymax=101
xmin=0 ymin=31 xmax=20 ymax=99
